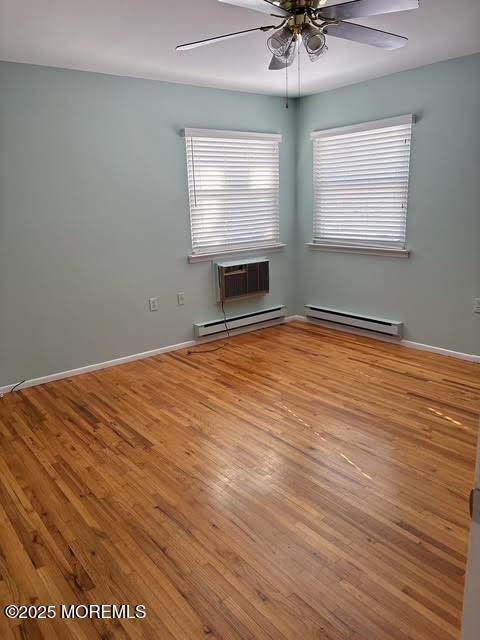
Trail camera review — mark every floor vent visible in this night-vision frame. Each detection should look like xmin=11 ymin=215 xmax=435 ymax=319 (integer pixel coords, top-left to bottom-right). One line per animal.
xmin=305 ymin=304 xmax=403 ymax=337
xmin=194 ymin=305 xmax=285 ymax=338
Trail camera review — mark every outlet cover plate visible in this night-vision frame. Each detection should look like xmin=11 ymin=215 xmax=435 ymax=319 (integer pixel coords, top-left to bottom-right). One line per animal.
xmin=149 ymin=297 xmax=159 ymax=312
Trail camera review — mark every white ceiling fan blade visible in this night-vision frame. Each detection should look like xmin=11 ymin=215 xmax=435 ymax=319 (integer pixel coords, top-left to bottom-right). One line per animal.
xmin=324 ymin=21 xmax=408 ymax=49
xmin=218 ymin=0 xmax=291 ymax=18
xmin=268 ymin=55 xmax=288 ymax=70
xmin=319 ymin=0 xmax=419 ymax=21
xmin=176 ymin=26 xmax=270 ymax=51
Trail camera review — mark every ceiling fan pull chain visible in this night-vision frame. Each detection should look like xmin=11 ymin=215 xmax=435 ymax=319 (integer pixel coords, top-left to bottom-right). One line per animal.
xmin=298 ymin=39 xmax=301 ymax=98
xmin=285 ymin=61 xmax=289 ymax=109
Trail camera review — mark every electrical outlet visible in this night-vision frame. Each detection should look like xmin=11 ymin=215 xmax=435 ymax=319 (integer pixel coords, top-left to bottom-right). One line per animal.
xmin=177 ymin=292 xmax=185 ymax=306
xmin=148 ymin=297 xmax=159 ymax=312
xmin=474 ymin=298 xmax=480 ymax=314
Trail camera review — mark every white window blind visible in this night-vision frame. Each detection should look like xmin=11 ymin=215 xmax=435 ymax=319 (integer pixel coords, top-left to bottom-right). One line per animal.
xmin=311 ymin=115 xmax=414 ymax=250
xmin=184 ymin=128 xmax=281 ymax=256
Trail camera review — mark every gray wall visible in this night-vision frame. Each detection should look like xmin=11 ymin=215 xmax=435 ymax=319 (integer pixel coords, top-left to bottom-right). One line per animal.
xmin=1 ymin=55 xmax=479 ymax=387
xmin=0 ymin=62 xmax=297 ymax=386
xmin=297 ymin=54 xmax=480 ymax=355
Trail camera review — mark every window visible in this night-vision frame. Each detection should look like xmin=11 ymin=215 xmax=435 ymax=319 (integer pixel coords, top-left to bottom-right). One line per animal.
xmin=184 ymin=128 xmax=282 ymax=257
xmin=311 ymin=115 xmax=414 ymax=252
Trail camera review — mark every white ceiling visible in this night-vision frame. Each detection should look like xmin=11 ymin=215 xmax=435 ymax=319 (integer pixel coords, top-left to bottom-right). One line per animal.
xmin=0 ymin=0 xmax=479 ymax=96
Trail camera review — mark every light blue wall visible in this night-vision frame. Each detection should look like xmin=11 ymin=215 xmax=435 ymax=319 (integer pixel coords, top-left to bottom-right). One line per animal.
xmin=1 ymin=55 xmax=479 ymax=387
xmin=297 ymin=54 xmax=480 ymax=355
xmin=0 ymin=62 xmax=297 ymax=386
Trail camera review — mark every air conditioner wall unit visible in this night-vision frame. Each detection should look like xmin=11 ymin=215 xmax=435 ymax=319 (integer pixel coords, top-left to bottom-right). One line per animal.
xmin=215 ymin=258 xmax=269 ymax=302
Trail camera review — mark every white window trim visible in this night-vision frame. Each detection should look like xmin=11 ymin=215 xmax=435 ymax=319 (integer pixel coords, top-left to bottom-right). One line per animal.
xmin=310 ymin=114 xmax=415 ymax=141
xmin=306 ymin=242 xmax=410 ymax=258
xmin=183 ymin=128 xmax=282 ymax=142
xmin=188 ymin=242 xmax=286 ymax=264
xmin=310 ymin=114 xmax=414 ymax=255
xmin=184 ymin=128 xmax=283 ymax=260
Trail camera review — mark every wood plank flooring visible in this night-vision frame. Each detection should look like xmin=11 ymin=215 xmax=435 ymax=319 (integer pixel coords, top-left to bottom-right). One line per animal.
xmin=0 ymin=322 xmax=479 ymax=640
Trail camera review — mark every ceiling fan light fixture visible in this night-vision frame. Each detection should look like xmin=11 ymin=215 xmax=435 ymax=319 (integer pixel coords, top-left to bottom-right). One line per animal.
xmin=272 ymin=37 xmax=298 ymax=67
xmin=267 ymin=26 xmax=294 ymax=58
xmin=302 ymin=23 xmax=327 ymax=60
xmin=282 ymin=38 xmax=298 ymax=64
xmin=306 ymin=41 xmax=328 ymax=62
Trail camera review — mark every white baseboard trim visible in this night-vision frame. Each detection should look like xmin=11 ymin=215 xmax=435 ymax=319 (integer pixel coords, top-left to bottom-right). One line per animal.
xmin=2 ymin=314 xmax=477 ymax=396
xmin=0 ymin=316 xmax=296 ymax=396
xmin=296 ymin=315 xmax=480 ymax=363
xmin=401 ymin=340 xmax=480 ymax=363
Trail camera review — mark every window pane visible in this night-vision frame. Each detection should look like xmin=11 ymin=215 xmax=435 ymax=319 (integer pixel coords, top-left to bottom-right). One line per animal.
xmin=312 ymin=119 xmax=413 ymax=249
xmin=185 ymin=133 xmax=281 ymax=255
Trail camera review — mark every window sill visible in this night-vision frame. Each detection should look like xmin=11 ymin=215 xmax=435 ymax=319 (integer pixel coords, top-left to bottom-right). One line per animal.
xmin=306 ymin=243 xmax=410 ymax=258
xmin=188 ymin=243 xmax=286 ymax=264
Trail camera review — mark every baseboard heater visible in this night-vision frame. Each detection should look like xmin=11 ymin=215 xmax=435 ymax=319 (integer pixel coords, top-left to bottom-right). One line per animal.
xmin=305 ymin=304 xmax=403 ymax=337
xmin=194 ymin=305 xmax=285 ymax=338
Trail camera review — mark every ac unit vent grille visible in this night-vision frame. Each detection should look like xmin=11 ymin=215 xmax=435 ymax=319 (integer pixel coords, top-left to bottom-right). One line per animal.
xmin=218 ymin=260 xmax=269 ymax=302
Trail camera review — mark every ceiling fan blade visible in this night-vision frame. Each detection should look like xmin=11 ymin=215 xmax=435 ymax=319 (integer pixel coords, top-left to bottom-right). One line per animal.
xmin=268 ymin=55 xmax=288 ymax=70
xmin=218 ymin=0 xmax=291 ymax=18
xmin=176 ymin=26 xmax=270 ymax=51
xmin=324 ymin=21 xmax=408 ymax=49
xmin=319 ymin=0 xmax=418 ymax=21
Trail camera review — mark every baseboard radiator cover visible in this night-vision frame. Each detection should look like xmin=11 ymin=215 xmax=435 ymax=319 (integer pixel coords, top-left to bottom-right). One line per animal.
xmin=305 ymin=305 xmax=403 ymax=338
xmin=194 ymin=305 xmax=286 ymax=338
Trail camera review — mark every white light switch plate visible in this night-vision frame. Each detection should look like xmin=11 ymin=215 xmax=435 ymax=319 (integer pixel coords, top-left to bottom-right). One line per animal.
xmin=149 ymin=297 xmax=159 ymax=312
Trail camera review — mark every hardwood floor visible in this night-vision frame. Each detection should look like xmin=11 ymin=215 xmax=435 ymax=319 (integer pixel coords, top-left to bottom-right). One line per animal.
xmin=0 ymin=323 xmax=478 ymax=640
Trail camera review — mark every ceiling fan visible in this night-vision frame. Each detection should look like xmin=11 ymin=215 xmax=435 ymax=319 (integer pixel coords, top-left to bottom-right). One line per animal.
xmin=176 ymin=0 xmax=419 ymax=70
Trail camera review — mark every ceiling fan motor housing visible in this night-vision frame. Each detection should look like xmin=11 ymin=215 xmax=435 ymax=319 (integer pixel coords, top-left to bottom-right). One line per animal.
xmin=274 ymin=0 xmax=329 ymax=11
